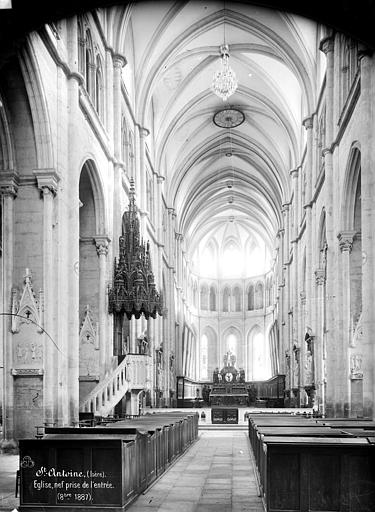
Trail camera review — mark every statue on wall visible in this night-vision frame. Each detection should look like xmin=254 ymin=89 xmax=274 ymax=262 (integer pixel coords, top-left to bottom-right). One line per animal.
xmin=350 ymin=353 xmax=363 ymax=379
xmin=137 ymin=332 xmax=149 ymax=355
xmin=293 ymin=344 xmax=300 ymax=385
xmin=213 ymin=368 xmax=219 ymax=383
xmin=303 ymin=331 xmax=313 ymax=385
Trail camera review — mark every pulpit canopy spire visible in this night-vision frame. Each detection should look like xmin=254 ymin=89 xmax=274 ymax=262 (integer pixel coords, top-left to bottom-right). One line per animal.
xmin=108 ymin=179 xmax=163 ymax=320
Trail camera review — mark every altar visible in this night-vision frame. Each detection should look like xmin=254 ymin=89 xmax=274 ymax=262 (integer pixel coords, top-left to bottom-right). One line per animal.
xmin=210 ymin=351 xmax=248 ymax=418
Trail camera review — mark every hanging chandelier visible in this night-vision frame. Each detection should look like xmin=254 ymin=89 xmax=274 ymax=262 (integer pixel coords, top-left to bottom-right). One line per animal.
xmin=211 ymin=44 xmax=238 ymax=101
xmin=108 ymin=179 xmax=163 ymax=320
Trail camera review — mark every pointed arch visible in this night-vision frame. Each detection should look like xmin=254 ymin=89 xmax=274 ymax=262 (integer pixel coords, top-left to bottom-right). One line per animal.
xmin=79 ymin=158 xmax=106 ymax=235
xmin=341 ymin=143 xmax=361 ymax=231
xmin=0 ymin=93 xmax=15 ymax=171
xmin=18 ymin=36 xmax=54 ymax=170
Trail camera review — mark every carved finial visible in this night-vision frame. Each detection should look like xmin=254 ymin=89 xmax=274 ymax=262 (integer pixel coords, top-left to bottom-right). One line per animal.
xmin=128 ymin=178 xmax=137 ymax=212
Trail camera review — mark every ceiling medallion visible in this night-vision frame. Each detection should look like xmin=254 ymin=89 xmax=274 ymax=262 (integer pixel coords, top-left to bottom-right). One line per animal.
xmin=213 ymin=108 xmax=245 ymax=128
xmin=211 ymin=45 xmax=238 ymax=101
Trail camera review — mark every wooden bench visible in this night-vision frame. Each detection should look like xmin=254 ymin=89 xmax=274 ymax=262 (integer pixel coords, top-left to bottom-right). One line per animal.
xmin=258 ymin=436 xmax=375 ymax=512
xmin=19 ymin=412 xmax=198 ymax=511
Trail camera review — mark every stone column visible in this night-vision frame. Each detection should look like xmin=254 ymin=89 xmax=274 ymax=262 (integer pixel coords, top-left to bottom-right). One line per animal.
xmin=277 ymin=229 xmax=286 ymax=373
xmin=290 ymin=169 xmax=300 ymax=400
xmin=0 ymin=175 xmax=18 ymax=448
xmin=337 ymin=231 xmax=355 ymax=416
xmin=155 ymin=176 xmax=165 ymax=369
xmin=164 ymin=207 xmax=177 ymax=404
xmin=315 ymin=269 xmax=327 ymax=415
xmin=175 ymin=232 xmax=183 ymax=384
xmin=63 ymin=15 xmax=82 ymax=427
xmin=34 ymin=170 xmax=60 ymax=425
xmin=105 ymin=49 xmax=114 ymax=147
xmin=137 ymin=126 xmax=149 ymax=219
xmin=320 ymin=35 xmax=337 ymax=416
xmin=281 ymin=203 xmax=290 ymax=362
xmin=358 ymin=48 xmax=375 ymax=418
xmin=302 ymin=115 xmax=314 ymax=327
xmin=95 ymin=236 xmax=110 ymax=372
xmin=112 ymin=54 xmax=126 ymax=257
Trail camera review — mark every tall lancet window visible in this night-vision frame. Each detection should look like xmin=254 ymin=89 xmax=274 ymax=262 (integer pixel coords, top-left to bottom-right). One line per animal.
xmin=247 ymin=284 xmax=254 ymax=310
xmin=209 ymin=286 xmax=216 ymax=311
xmin=200 ymin=284 xmax=209 ymax=310
xmin=233 ymin=286 xmax=241 ymax=312
xmin=223 ymin=287 xmax=230 ymax=312
xmin=95 ymin=56 xmax=104 ymax=118
xmin=255 ymin=282 xmax=264 ymax=309
xmin=85 ymin=30 xmax=94 ymax=97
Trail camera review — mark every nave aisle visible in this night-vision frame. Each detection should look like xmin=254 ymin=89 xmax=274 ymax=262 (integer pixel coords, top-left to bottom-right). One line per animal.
xmin=127 ymin=428 xmax=263 ymax=512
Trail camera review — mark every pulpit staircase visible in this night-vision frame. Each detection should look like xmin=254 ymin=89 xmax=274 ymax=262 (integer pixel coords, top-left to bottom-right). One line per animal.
xmin=79 ymin=356 xmax=129 ymax=417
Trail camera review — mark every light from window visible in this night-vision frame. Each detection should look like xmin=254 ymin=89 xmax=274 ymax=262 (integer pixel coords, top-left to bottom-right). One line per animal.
xmin=226 ymin=333 xmax=237 ymax=357
xmin=200 ymin=246 xmax=216 ymax=276
xmin=253 ymin=332 xmax=271 ymax=380
xmin=221 ymin=243 xmax=243 ymax=277
xmin=246 ymin=246 xmax=266 ymax=275
xmin=201 ymin=335 xmax=208 ymax=379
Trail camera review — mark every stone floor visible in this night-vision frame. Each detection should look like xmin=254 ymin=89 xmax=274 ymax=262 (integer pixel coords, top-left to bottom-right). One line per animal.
xmin=127 ymin=429 xmax=264 ymax=512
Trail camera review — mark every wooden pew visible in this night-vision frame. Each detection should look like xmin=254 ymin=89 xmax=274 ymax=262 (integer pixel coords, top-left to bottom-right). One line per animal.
xmin=248 ymin=413 xmax=375 ymax=511
xmin=259 ymin=436 xmax=375 ymax=512
xmin=19 ymin=412 xmax=198 ymax=511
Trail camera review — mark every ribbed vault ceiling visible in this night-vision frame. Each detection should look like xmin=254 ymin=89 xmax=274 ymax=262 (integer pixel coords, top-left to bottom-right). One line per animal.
xmin=106 ymin=1 xmax=321 ymax=264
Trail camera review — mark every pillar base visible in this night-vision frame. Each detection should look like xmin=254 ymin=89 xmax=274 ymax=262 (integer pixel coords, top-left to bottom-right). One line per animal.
xmin=0 ymin=438 xmax=18 ymax=454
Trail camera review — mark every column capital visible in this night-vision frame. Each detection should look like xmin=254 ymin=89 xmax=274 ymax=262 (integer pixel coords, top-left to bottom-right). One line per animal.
xmin=112 ymin=53 xmax=127 ymax=69
xmin=136 ymin=124 xmax=150 ymax=138
xmin=337 ymin=230 xmax=356 ymax=253
xmin=319 ymin=35 xmax=335 ymax=55
xmin=157 ymin=175 xmax=165 ymax=184
xmin=322 ymin=146 xmax=332 ymax=157
xmin=175 ymin=232 xmax=184 ymax=242
xmin=0 ymin=171 xmax=19 ymax=198
xmin=289 ymin=168 xmax=299 ymax=178
xmin=34 ymin=169 xmax=60 ymax=195
xmin=281 ymin=202 xmax=290 ymax=212
xmin=95 ymin=236 xmax=111 ymax=256
xmin=315 ymin=268 xmax=326 ymax=286
xmin=358 ymin=45 xmax=373 ymax=61
xmin=302 ymin=115 xmax=314 ymax=130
